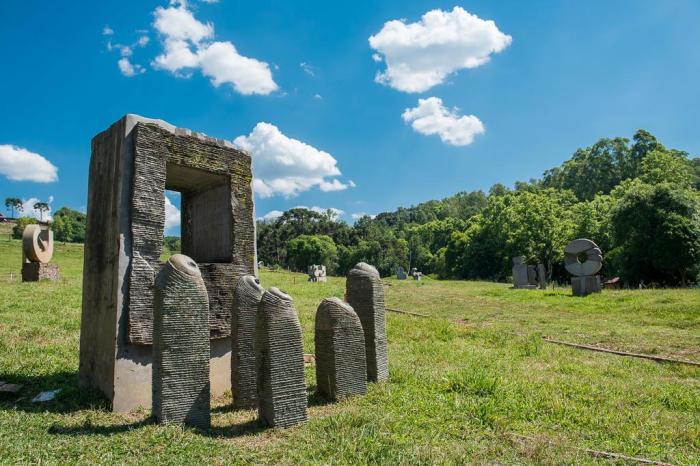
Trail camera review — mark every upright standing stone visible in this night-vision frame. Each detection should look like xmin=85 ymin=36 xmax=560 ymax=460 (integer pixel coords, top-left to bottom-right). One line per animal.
xmin=79 ymin=115 xmax=257 ymax=412
xmin=315 ymin=297 xmax=367 ymax=400
xmin=565 ymin=238 xmax=603 ymax=296
xmin=307 ymin=265 xmax=327 ymax=282
xmin=256 ymin=288 xmax=308 ymax=428
xmin=537 ymin=263 xmax=547 ymax=289
xmin=511 ymin=256 xmax=535 ymax=289
xmin=396 ymin=267 xmax=407 ymax=280
xmin=231 ymin=275 xmax=264 ymax=409
xmin=346 ymin=263 xmax=389 ymax=382
xmin=153 ymin=254 xmax=210 ymax=428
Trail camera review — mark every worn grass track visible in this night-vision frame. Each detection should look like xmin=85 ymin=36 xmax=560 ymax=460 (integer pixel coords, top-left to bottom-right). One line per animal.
xmin=0 ymin=238 xmax=698 ymax=464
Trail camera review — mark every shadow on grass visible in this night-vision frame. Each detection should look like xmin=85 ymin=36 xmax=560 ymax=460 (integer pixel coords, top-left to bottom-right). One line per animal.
xmin=0 ymin=370 xmax=108 ymax=414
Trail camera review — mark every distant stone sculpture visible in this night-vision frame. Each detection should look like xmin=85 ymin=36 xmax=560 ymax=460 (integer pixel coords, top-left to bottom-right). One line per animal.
xmin=537 ymin=263 xmax=547 ymax=289
xmin=565 ymin=238 xmax=603 ymax=296
xmin=346 ymin=263 xmax=388 ymax=382
xmin=411 ymin=268 xmax=423 ymax=281
xmin=511 ymin=256 xmax=535 ymax=289
xmin=152 ymin=254 xmax=210 ymax=428
xmin=308 ymin=265 xmax=327 ymax=282
xmin=396 ymin=267 xmax=407 ymax=280
xmin=231 ymin=275 xmax=265 ymax=409
xmin=21 ymin=224 xmax=59 ymax=282
xmin=315 ymin=297 xmax=367 ymax=400
xmin=256 ymin=288 xmax=308 ymax=428
xmin=79 ymin=115 xmax=257 ymax=412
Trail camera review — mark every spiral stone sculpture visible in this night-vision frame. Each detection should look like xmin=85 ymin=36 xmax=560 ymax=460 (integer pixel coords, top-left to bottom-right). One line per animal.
xmin=256 ymin=287 xmax=308 ymax=428
xmin=231 ymin=275 xmax=265 ymax=409
xmin=315 ymin=297 xmax=367 ymax=400
xmin=346 ymin=262 xmax=389 ymax=382
xmin=152 ymin=254 xmax=211 ymax=428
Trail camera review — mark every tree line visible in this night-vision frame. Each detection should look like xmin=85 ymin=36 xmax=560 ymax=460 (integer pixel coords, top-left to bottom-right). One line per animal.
xmin=257 ymin=130 xmax=700 ymax=286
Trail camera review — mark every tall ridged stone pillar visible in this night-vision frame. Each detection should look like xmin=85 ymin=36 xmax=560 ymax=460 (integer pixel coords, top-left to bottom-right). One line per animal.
xmin=153 ymin=254 xmax=211 ymax=428
xmin=256 ymin=288 xmax=308 ymax=428
xmin=231 ymin=275 xmax=264 ymax=409
xmin=315 ymin=297 xmax=367 ymax=400
xmin=346 ymin=262 xmax=388 ymax=382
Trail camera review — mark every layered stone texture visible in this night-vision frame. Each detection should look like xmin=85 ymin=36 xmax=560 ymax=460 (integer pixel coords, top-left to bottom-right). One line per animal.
xmin=346 ymin=263 xmax=389 ymax=382
xmin=315 ymin=297 xmax=367 ymax=400
xmin=21 ymin=262 xmax=59 ymax=281
xmin=153 ymin=255 xmax=210 ymax=428
xmin=231 ymin=275 xmax=264 ymax=409
xmin=256 ymin=288 xmax=308 ymax=428
xmin=79 ymin=115 xmax=256 ymax=412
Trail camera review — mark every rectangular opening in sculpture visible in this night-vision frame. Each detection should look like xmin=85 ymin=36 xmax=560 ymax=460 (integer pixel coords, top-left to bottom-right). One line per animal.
xmin=165 ymin=163 xmax=232 ymax=264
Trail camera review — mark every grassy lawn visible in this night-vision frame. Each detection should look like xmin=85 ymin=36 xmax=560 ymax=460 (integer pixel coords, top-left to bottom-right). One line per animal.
xmin=0 ymin=237 xmax=698 ymax=464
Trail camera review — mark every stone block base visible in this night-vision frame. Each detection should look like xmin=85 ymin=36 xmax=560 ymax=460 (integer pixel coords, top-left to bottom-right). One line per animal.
xmin=22 ymin=263 xmax=59 ymax=282
xmin=571 ymin=275 xmax=601 ymax=296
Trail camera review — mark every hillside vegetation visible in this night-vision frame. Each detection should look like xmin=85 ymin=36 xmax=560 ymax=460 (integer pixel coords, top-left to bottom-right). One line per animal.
xmin=257 ymin=130 xmax=700 ymax=286
xmin=0 ymin=239 xmax=698 ymax=464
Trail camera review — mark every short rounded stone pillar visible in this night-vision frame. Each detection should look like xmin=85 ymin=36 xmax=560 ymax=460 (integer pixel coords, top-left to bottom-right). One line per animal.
xmin=255 ymin=287 xmax=308 ymax=428
xmin=152 ymin=254 xmax=211 ymax=428
xmin=315 ymin=297 xmax=367 ymax=400
xmin=346 ymin=262 xmax=389 ymax=382
xmin=231 ymin=275 xmax=265 ymax=409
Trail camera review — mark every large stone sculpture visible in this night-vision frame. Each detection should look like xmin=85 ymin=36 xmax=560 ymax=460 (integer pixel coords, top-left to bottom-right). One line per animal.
xmin=231 ymin=275 xmax=264 ymax=409
xmin=308 ymin=265 xmax=327 ymax=282
xmin=21 ymin=224 xmax=59 ymax=282
xmin=346 ymin=263 xmax=388 ymax=382
xmin=153 ymin=254 xmax=210 ymax=428
xmin=315 ymin=297 xmax=367 ymax=400
xmin=79 ymin=115 xmax=257 ymax=412
xmin=565 ymin=238 xmax=603 ymax=296
xmin=256 ymin=288 xmax=308 ymax=428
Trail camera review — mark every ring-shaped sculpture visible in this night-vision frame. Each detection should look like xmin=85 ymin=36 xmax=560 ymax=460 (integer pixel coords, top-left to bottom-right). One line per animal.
xmin=22 ymin=224 xmax=54 ymax=264
xmin=564 ymin=238 xmax=602 ymax=277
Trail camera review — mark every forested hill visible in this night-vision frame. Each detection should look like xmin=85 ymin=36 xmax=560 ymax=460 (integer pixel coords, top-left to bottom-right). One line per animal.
xmin=257 ymin=129 xmax=700 ymax=286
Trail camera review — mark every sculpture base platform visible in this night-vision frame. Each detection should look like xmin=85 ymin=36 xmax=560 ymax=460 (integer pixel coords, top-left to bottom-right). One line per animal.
xmin=571 ymin=275 xmax=601 ymax=296
xmin=22 ymin=263 xmax=59 ymax=282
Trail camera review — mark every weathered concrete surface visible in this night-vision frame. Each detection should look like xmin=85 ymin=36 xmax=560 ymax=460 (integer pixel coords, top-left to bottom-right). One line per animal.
xmin=21 ymin=262 xmax=59 ymax=282
xmin=346 ymin=263 xmax=389 ymax=382
xmin=231 ymin=275 xmax=264 ymax=409
xmin=153 ymin=255 xmax=210 ymax=428
xmin=256 ymin=288 xmax=308 ymax=428
xmin=315 ymin=297 xmax=367 ymax=400
xmin=79 ymin=114 xmax=256 ymax=412
xmin=511 ymin=256 xmax=534 ymax=289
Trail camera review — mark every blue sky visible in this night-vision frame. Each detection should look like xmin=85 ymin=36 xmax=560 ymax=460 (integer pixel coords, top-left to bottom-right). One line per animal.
xmin=1 ymin=0 xmax=699 ymax=234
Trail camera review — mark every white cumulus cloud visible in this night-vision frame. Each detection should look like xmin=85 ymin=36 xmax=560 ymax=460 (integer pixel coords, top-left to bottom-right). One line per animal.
xmin=402 ymin=97 xmax=485 ymax=146
xmin=258 ymin=210 xmax=284 ymax=221
xmin=152 ymin=3 xmax=277 ymax=95
xmin=164 ymin=195 xmax=181 ymax=231
xmin=295 ymin=206 xmax=345 ymax=220
xmin=234 ymin=122 xmax=353 ymax=198
xmin=0 ymin=145 xmax=58 ymax=183
xmin=118 ymin=57 xmax=145 ymax=77
xmin=369 ymin=6 xmax=511 ymax=93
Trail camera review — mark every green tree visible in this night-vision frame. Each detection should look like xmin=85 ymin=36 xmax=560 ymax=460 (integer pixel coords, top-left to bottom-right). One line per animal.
xmin=52 ymin=215 xmax=74 ymax=244
xmin=611 ymin=180 xmax=700 ymax=285
xmin=12 ymin=217 xmax=38 ymax=239
xmin=4 ymin=197 xmax=23 ymax=219
xmin=52 ymin=207 xmax=86 ymax=243
xmin=287 ymin=235 xmax=338 ymax=273
xmin=640 ymin=150 xmax=694 ymax=187
xmin=33 ymin=202 xmax=49 ymax=222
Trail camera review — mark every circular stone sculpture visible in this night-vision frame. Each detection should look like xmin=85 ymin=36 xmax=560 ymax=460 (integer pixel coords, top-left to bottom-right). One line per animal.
xmin=564 ymin=238 xmax=603 ymax=276
xmin=22 ymin=224 xmax=54 ymax=263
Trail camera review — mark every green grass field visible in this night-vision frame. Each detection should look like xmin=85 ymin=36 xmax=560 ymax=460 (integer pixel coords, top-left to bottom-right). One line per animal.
xmin=1 ymin=237 xmax=698 ymax=464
